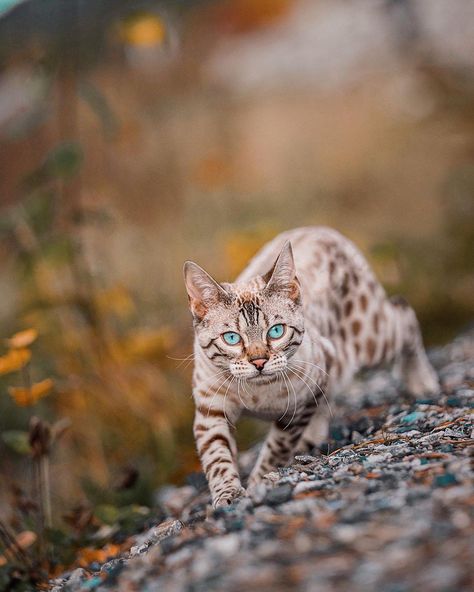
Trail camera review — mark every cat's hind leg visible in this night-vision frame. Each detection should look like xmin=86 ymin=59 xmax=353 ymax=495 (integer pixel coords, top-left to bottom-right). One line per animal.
xmin=387 ymin=296 xmax=439 ymax=397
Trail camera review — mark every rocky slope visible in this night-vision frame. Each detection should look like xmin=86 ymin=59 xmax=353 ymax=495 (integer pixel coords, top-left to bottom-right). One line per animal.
xmin=50 ymin=330 xmax=473 ymax=592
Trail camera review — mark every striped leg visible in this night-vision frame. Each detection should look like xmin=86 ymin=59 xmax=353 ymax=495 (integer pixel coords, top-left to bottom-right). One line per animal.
xmin=193 ymin=406 xmax=244 ymax=508
xmin=247 ymin=401 xmax=317 ymax=488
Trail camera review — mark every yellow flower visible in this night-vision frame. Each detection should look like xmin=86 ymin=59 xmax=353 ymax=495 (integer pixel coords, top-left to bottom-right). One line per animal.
xmin=120 ymin=13 xmax=166 ymax=47
xmin=8 ymin=378 xmax=54 ymax=407
xmin=0 ymin=348 xmax=31 ymax=375
xmin=7 ymin=328 xmax=38 ymax=349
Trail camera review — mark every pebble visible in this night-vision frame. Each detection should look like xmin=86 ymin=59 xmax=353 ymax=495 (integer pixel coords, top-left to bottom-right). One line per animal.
xmin=401 ymin=411 xmax=426 ymax=424
xmin=294 ymin=480 xmax=326 ymax=494
xmin=263 ymin=482 xmax=293 ymax=505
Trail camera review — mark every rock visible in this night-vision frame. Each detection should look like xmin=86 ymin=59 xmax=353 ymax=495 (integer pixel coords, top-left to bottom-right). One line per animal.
xmin=294 ymin=454 xmax=318 ymax=465
xmin=294 ymin=480 xmax=326 ymax=494
xmin=130 ymin=518 xmax=184 ymax=556
xmin=434 ymin=473 xmax=459 ymax=488
xmin=263 ymin=483 xmax=294 ymax=505
xmin=402 ymin=411 xmax=426 ymax=424
xmin=64 ymin=568 xmax=87 ymax=590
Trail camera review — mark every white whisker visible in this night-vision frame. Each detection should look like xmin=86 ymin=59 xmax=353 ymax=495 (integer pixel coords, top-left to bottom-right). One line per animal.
xmin=167 ymin=353 xmax=196 ymax=368
xmin=237 ymin=378 xmax=250 ymax=410
xmin=241 ymin=379 xmax=251 ymax=398
xmin=277 ymin=370 xmax=291 ymax=422
xmin=283 ymin=371 xmax=298 ymax=431
xmin=292 ymin=358 xmax=329 ymax=377
xmin=287 ymin=366 xmax=320 ymax=411
xmin=289 ymin=363 xmax=334 ymax=417
xmin=282 ymin=370 xmax=298 ymax=431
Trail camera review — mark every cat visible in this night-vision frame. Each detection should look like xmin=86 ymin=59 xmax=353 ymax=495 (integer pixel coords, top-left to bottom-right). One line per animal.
xmin=184 ymin=227 xmax=439 ymax=507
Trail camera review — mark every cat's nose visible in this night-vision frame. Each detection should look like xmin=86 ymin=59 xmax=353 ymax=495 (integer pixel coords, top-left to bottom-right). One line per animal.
xmin=250 ymin=358 xmax=267 ymax=371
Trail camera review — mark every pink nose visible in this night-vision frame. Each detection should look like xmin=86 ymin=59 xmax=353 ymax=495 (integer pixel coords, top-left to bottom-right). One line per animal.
xmin=251 ymin=358 xmax=267 ymax=371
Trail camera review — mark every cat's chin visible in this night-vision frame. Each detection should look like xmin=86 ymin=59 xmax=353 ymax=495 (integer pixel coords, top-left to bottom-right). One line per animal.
xmin=248 ymin=372 xmax=280 ymax=384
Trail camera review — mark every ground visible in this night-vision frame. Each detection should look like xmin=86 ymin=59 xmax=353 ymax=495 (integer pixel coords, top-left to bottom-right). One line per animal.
xmin=49 ymin=329 xmax=473 ymax=592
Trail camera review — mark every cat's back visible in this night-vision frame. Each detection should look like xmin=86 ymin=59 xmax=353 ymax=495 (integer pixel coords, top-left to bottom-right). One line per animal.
xmin=237 ymin=226 xmax=372 ymax=289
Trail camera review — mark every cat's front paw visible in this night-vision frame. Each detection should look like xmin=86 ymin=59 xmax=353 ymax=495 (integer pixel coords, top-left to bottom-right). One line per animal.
xmin=213 ymin=486 xmax=247 ymax=508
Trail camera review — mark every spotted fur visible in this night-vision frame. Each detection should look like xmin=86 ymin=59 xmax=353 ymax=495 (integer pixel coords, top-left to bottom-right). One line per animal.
xmin=184 ymin=227 xmax=439 ymax=507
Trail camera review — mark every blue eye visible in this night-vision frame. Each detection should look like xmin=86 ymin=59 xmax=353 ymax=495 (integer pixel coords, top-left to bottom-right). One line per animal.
xmin=222 ymin=331 xmax=242 ymax=346
xmin=268 ymin=324 xmax=285 ymax=339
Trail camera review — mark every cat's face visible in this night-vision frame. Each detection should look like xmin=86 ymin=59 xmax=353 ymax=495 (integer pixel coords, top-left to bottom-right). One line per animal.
xmin=184 ymin=242 xmax=304 ymax=381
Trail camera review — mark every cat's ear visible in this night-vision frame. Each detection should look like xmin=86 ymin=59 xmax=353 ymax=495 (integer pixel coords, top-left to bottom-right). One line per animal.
xmin=264 ymin=241 xmax=300 ymax=302
xmin=183 ymin=261 xmax=230 ymax=320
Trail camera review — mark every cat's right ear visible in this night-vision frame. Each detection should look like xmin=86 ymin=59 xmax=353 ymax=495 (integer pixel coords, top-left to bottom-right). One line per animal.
xmin=263 ymin=241 xmax=300 ymax=302
xmin=183 ymin=261 xmax=229 ymax=320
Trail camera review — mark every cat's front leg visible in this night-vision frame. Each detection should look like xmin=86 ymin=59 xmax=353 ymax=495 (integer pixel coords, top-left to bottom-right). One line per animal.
xmin=193 ymin=404 xmax=244 ymax=507
xmin=247 ymin=402 xmax=317 ymax=490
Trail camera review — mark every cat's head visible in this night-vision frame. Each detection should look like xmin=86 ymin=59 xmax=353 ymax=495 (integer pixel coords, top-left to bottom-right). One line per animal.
xmin=183 ymin=241 xmax=304 ymax=381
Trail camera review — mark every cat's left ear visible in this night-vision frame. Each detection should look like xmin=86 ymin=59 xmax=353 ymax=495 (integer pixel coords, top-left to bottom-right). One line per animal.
xmin=183 ymin=261 xmax=230 ymax=320
xmin=264 ymin=241 xmax=300 ymax=302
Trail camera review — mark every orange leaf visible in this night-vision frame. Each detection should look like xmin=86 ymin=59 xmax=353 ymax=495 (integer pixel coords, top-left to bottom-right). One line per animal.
xmin=120 ymin=13 xmax=166 ymax=47
xmin=0 ymin=348 xmax=31 ymax=375
xmin=77 ymin=543 xmax=122 ymax=567
xmin=0 ymin=530 xmax=37 ymax=565
xmin=7 ymin=328 xmax=38 ymax=349
xmin=8 ymin=378 xmax=54 ymax=407
xmin=15 ymin=530 xmax=37 ymax=549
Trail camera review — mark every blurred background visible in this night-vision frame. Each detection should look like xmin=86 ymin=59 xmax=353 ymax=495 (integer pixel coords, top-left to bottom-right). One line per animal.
xmin=0 ymin=0 xmax=473 ymax=546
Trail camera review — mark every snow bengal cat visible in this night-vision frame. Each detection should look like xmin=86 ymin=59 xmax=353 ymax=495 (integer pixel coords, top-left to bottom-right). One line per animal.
xmin=184 ymin=227 xmax=439 ymax=507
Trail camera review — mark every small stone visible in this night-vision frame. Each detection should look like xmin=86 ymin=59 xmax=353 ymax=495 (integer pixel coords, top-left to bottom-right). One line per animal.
xmin=205 ymin=533 xmax=240 ymax=556
xmin=130 ymin=518 xmax=183 ymax=556
xmin=294 ymin=480 xmax=325 ymax=494
xmin=294 ymin=455 xmax=318 ymax=465
xmin=67 ymin=568 xmax=87 ymax=587
xmin=364 ymin=453 xmax=392 ymax=465
xmin=440 ymin=444 xmax=454 ymax=453
xmin=262 ymin=471 xmax=280 ymax=484
xmin=401 ymin=411 xmax=425 ymax=424
xmin=446 ymin=397 xmax=463 ymax=407
xmin=263 ymin=483 xmax=293 ymax=506
xmin=434 ymin=473 xmax=459 ymax=488
xmin=81 ymin=576 xmax=102 ymax=590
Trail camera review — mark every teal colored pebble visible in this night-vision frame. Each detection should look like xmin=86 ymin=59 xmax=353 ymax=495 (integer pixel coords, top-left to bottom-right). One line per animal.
xmin=434 ymin=473 xmax=458 ymax=488
xmin=401 ymin=411 xmax=425 ymax=424
xmin=82 ymin=576 xmax=102 ymax=590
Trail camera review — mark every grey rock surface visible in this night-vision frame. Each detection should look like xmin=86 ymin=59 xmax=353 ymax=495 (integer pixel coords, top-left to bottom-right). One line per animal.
xmin=49 ymin=330 xmax=474 ymax=592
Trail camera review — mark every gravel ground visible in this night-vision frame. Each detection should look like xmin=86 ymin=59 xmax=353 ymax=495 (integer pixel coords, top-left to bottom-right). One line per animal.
xmin=50 ymin=330 xmax=473 ymax=592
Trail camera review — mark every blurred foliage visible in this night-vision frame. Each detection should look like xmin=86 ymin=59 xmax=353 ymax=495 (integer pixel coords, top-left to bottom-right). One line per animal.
xmin=0 ymin=134 xmax=194 ymax=586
